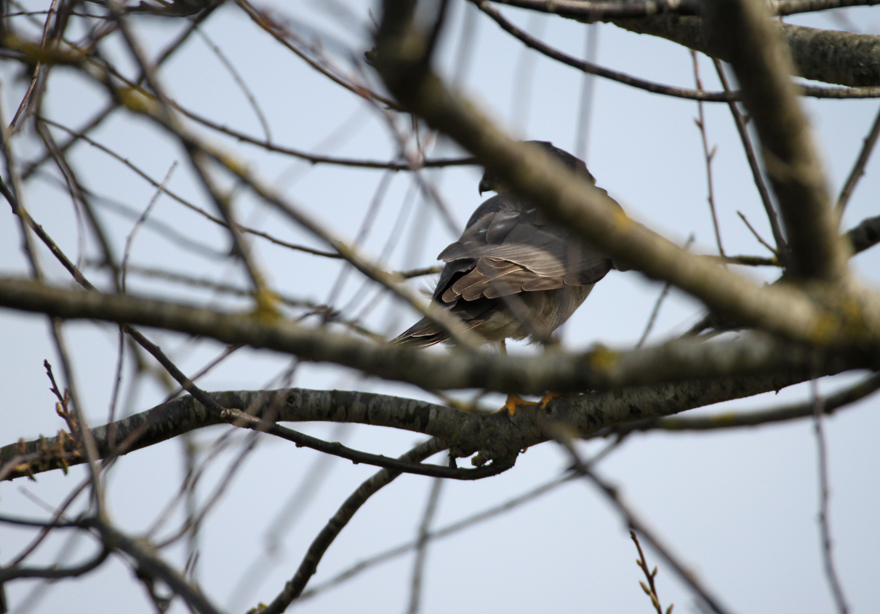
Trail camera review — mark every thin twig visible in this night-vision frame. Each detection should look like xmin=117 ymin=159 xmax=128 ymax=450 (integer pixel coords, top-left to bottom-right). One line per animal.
xmin=475 ymin=0 xmax=736 ymax=102
xmin=299 ymin=437 xmax=623 ymax=603
xmin=406 ymin=478 xmax=444 ymax=614
xmin=195 ymin=26 xmax=272 ymax=142
xmin=259 ymin=438 xmax=448 ymax=614
xmin=714 ymin=59 xmax=786 ymax=257
xmin=692 ymin=51 xmax=724 ymax=256
xmin=737 ymin=210 xmax=779 ymax=255
xmin=38 ymin=117 xmax=341 ymax=259
xmin=605 ymin=370 xmax=880 ymax=434
xmin=631 ymin=530 xmax=672 ymax=614
xmin=637 ymin=236 xmax=694 ymax=348
xmin=552 ymin=433 xmax=732 ymax=614
xmin=837 ymin=103 xmax=880 ymax=213
xmin=811 ymin=379 xmax=850 ymax=614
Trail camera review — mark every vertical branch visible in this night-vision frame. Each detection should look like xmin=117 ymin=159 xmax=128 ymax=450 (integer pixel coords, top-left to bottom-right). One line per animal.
xmin=1 ymin=96 xmax=106 ymax=516
xmin=705 ymin=0 xmax=845 ymax=281
xmin=691 ymin=51 xmax=725 ymax=257
xmin=406 ymin=478 xmax=444 ymax=614
xmin=714 ymin=59 xmax=785 ymax=257
xmin=575 ymin=24 xmax=600 ymax=162
xmin=811 ymin=379 xmax=850 ymax=614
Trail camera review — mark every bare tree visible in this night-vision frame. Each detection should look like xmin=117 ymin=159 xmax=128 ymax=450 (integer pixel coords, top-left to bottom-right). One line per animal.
xmin=1 ymin=1 xmax=879 ymax=613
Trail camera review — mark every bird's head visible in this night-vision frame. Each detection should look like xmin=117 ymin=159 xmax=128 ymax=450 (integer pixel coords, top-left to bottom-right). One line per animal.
xmin=478 ymin=141 xmax=596 ymax=195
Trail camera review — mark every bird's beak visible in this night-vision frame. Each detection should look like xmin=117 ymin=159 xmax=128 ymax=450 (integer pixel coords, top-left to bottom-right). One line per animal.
xmin=478 ymin=175 xmax=492 ymax=195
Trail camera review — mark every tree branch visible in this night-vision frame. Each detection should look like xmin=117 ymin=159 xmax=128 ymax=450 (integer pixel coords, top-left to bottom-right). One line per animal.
xmin=614 ymin=16 xmax=880 ymax=89
xmin=705 ymin=0 xmax=846 ymax=280
xmin=260 ymin=438 xmax=447 ymax=613
xmin=2 ymin=352 xmax=858 ymax=480
xmin=0 ymin=279 xmax=872 ymax=401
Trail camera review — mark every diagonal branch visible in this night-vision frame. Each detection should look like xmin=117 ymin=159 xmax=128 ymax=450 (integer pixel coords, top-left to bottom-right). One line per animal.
xmin=706 ymin=0 xmax=845 ymax=280
xmin=260 ymin=438 xmax=447 ymax=613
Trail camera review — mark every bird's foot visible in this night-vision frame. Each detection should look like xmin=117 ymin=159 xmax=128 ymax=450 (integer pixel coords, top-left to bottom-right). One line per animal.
xmin=539 ymin=392 xmax=561 ymax=410
xmin=497 ymin=394 xmax=537 ymax=417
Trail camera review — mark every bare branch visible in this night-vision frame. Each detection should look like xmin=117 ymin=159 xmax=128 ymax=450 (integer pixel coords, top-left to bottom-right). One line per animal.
xmin=837 ymin=104 xmax=880 ymax=212
xmin=614 ymin=17 xmax=880 ymax=90
xmin=0 ymin=279 xmax=870 ymax=397
xmin=811 ymin=380 xmax=850 ymax=614
xmin=554 ymin=436 xmax=731 ymax=614
xmin=485 ymin=0 xmax=880 ymax=21
xmin=715 ymin=58 xmax=786 ymax=255
xmin=260 ymin=438 xmax=447 ymax=613
xmin=705 ymin=0 xmax=846 ymax=281
xmin=607 ymin=371 xmax=880 ymax=434
xmin=847 ymin=214 xmax=880 ymax=255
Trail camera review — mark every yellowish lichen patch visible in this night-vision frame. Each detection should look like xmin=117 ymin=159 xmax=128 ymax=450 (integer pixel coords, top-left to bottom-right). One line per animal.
xmin=588 ymin=345 xmax=619 ymax=372
xmin=251 ymin=288 xmax=281 ymax=323
xmin=116 ymin=86 xmax=159 ymax=115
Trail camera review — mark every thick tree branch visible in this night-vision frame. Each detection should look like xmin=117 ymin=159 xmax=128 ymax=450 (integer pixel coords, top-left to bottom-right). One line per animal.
xmin=614 ymin=17 xmax=880 ymax=89
xmin=607 ymin=371 xmax=880 ymax=434
xmin=706 ymin=0 xmax=846 ymax=281
xmin=2 ymin=354 xmax=857 ymax=480
xmin=487 ymin=0 xmax=880 ymax=20
xmin=0 ymin=278 xmax=872 ymax=400
xmin=848 ymin=214 xmax=880 ymax=255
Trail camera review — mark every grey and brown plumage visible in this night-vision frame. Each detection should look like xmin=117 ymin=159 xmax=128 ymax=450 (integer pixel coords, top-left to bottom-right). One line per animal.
xmin=394 ymin=141 xmax=622 ymax=349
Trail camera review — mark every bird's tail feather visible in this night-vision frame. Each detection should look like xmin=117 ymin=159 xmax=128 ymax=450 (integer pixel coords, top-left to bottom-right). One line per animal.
xmin=391 ymin=318 xmax=449 ymax=348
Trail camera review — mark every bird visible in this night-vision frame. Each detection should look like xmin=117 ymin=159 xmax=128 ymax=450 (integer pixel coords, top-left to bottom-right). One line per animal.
xmin=393 ymin=141 xmax=622 ymax=411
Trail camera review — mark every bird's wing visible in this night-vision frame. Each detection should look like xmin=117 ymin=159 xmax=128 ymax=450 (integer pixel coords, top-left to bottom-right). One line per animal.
xmin=434 ymin=201 xmax=612 ymax=305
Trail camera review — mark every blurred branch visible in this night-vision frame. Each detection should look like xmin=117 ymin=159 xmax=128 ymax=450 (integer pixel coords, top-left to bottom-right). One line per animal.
xmin=172 ymin=103 xmax=476 ymax=169
xmin=109 ymin=2 xmax=275 ymax=300
xmin=0 ymin=546 xmax=110 ymax=581
xmin=486 ymin=0 xmax=880 ymax=20
xmin=89 ymin=516 xmax=225 ymax=614
xmin=40 ymin=117 xmax=343 ymax=259
xmin=477 ymin=2 xmax=880 ymax=98
xmin=714 ymin=58 xmax=785 ymax=256
xmin=234 ymin=0 xmax=402 ymax=110
xmin=20 ymin=2 xmax=219 ymax=181
xmin=1 ymin=348 xmax=859 ymax=481
xmin=691 ymin=51 xmax=724 ymax=256
xmin=406 ymin=478 xmax=443 ymax=614
xmin=847 ymin=214 xmax=880 ymax=255
xmin=299 ymin=472 xmax=579 ymax=601
xmin=474 ymin=0 xmax=737 ymax=102
xmin=0 ymin=278 xmax=871 ymax=395
xmin=705 ymin=0 xmax=845 ymax=281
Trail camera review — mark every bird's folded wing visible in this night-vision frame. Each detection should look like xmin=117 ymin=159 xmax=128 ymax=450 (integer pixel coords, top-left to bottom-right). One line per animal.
xmin=435 ymin=208 xmax=612 ymax=303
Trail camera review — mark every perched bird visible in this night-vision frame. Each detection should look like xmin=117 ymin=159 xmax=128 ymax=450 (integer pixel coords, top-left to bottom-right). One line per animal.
xmin=394 ymin=141 xmax=622 ymax=356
